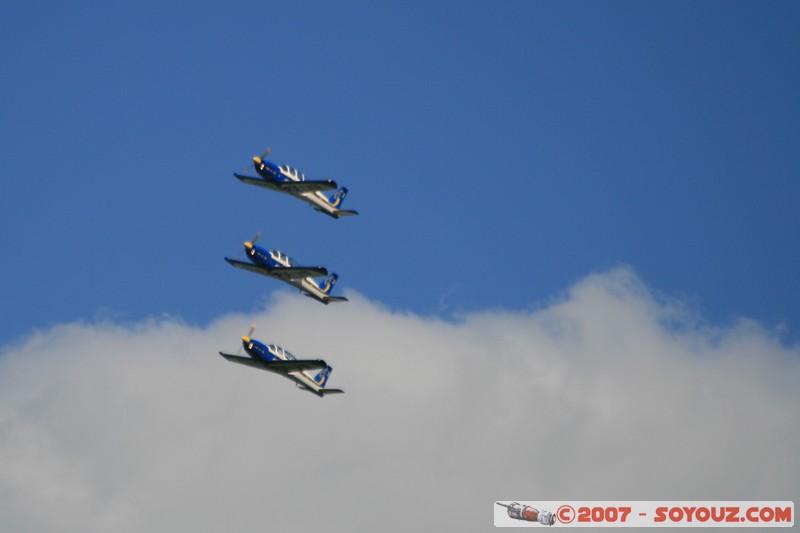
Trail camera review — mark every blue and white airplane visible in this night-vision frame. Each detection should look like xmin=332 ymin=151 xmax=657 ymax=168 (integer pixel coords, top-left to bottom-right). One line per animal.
xmin=233 ymin=149 xmax=358 ymax=219
xmin=219 ymin=325 xmax=344 ymax=397
xmin=224 ymin=233 xmax=348 ymax=305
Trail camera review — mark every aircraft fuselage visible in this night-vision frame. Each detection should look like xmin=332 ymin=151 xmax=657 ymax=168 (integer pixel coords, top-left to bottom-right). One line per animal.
xmin=244 ymin=244 xmax=334 ymax=304
xmin=253 ymin=159 xmax=346 ymax=217
xmin=244 ymin=339 xmax=328 ymax=396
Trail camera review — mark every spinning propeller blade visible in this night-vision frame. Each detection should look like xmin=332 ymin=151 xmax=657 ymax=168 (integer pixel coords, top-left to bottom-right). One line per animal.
xmin=238 ymin=231 xmax=262 ymax=258
xmin=238 ymin=324 xmax=257 ymax=354
xmin=243 ymin=148 xmax=271 ymax=173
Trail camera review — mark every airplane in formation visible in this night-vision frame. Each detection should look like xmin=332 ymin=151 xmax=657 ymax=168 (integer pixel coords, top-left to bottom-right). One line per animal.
xmin=234 ymin=149 xmax=358 ymax=219
xmin=219 ymin=325 xmax=344 ymax=397
xmin=224 ymin=232 xmax=348 ymax=305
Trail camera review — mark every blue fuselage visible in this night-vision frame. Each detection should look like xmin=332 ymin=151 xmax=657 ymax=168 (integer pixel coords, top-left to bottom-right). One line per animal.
xmin=254 ymin=160 xmax=284 ymax=183
xmin=243 ymin=339 xmax=327 ymax=395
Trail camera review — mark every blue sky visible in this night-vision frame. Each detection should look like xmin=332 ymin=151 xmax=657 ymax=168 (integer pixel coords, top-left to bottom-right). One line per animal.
xmin=1 ymin=3 xmax=799 ymax=530
xmin=2 ymin=1 xmax=799 ymax=343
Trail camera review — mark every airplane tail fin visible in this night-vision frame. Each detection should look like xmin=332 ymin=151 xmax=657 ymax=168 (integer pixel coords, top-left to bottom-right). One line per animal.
xmin=313 ymin=365 xmax=333 ymax=388
xmin=317 ymin=273 xmax=339 ymax=295
xmin=328 ymin=187 xmax=348 ymax=208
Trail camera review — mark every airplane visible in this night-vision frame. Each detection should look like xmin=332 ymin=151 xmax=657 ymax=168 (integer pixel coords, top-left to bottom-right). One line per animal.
xmin=233 ymin=148 xmax=358 ymax=219
xmin=224 ymin=232 xmax=348 ymax=305
xmin=219 ymin=325 xmax=344 ymax=397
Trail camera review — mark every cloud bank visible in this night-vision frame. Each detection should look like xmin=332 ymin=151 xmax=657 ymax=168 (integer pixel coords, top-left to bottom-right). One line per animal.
xmin=1 ymin=267 xmax=797 ymax=532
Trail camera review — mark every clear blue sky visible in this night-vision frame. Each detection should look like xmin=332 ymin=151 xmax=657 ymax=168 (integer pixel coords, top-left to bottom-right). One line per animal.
xmin=2 ymin=1 xmax=799 ymax=345
xmin=2 ymin=4 xmax=799 ymax=530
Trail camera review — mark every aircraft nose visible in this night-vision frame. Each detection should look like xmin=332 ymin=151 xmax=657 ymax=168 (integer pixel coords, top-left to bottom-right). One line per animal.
xmin=244 ymin=241 xmax=253 ymax=250
xmin=242 ymin=336 xmax=250 ymax=344
xmin=253 ymin=156 xmax=262 ymax=165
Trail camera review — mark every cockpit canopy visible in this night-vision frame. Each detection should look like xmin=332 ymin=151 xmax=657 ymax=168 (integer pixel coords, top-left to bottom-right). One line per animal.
xmin=269 ymin=250 xmax=295 ymax=266
xmin=278 ymin=165 xmax=306 ymax=181
xmin=267 ymin=344 xmax=296 ymax=360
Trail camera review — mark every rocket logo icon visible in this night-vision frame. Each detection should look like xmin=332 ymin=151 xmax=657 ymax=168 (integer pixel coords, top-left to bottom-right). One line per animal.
xmin=496 ymin=502 xmax=556 ymax=526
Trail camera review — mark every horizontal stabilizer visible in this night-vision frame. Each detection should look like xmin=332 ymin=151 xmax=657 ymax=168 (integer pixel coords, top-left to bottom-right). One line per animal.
xmin=333 ymin=209 xmax=359 ymax=217
xmin=304 ymin=293 xmax=349 ymax=305
xmin=320 ymin=388 xmax=345 ymax=396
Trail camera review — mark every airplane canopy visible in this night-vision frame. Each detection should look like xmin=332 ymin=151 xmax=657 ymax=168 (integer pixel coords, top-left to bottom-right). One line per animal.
xmin=267 ymin=344 xmax=297 ymax=361
xmin=279 ymin=165 xmax=306 ymax=181
xmin=269 ymin=250 xmax=297 ymax=266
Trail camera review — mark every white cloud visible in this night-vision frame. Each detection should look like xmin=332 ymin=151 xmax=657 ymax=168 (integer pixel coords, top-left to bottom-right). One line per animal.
xmin=0 ymin=267 xmax=797 ymax=532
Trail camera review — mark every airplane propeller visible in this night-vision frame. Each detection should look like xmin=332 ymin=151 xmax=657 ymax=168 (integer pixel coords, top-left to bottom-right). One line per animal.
xmin=241 ymin=148 xmax=271 ymax=173
xmin=237 ymin=231 xmax=262 ymax=258
xmin=238 ymin=324 xmax=257 ymax=354
xmin=249 ymin=231 xmax=261 ymax=246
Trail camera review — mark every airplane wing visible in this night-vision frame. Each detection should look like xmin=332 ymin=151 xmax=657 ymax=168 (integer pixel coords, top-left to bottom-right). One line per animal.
xmin=225 ymin=258 xmax=272 ymax=276
xmin=233 ymin=173 xmax=281 ymax=191
xmin=219 ymin=352 xmax=328 ymax=374
xmin=269 ymin=266 xmax=329 ymax=281
xmin=259 ymin=359 xmax=329 ymax=374
xmin=219 ymin=352 xmax=264 ymax=369
xmin=225 ymin=258 xmax=328 ymax=280
xmin=279 ymin=180 xmax=338 ymax=194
